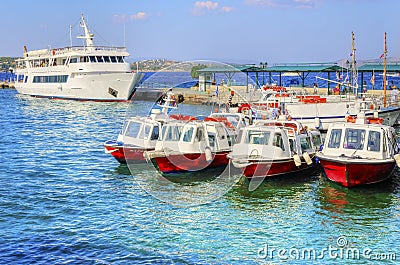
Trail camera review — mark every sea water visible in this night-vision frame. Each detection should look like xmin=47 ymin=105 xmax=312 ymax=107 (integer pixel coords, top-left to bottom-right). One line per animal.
xmin=0 ymin=89 xmax=399 ymax=264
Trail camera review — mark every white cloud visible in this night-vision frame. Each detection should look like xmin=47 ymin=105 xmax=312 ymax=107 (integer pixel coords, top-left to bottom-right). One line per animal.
xmin=113 ymin=12 xmax=148 ymax=23
xmin=244 ymin=0 xmax=318 ymax=8
xmin=193 ymin=1 xmax=219 ymax=16
xmin=130 ymin=12 xmax=147 ymax=20
xmin=221 ymin=6 xmax=234 ymax=13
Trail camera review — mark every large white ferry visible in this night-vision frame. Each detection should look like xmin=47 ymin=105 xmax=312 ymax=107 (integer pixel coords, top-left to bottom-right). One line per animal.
xmin=14 ymin=15 xmax=143 ymax=101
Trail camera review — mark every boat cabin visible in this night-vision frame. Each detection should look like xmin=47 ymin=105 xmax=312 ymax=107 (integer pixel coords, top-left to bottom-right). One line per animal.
xmin=119 ymin=117 xmax=161 ymax=149
xmin=155 ymin=119 xmax=233 ymax=153
xmin=322 ymin=122 xmax=397 ymax=160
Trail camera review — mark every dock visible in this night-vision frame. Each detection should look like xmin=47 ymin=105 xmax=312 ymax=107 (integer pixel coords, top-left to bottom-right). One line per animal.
xmin=0 ymin=81 xmax=14 ymax=89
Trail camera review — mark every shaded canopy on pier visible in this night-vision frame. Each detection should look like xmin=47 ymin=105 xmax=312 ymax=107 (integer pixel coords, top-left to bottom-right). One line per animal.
xmin=357 ymin=62 xmax=400 ymax=89
xmin=197 ymin=63 xmax=344 ymax=90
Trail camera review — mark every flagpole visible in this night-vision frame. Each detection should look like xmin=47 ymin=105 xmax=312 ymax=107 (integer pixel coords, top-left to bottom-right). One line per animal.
xmin=383 ymin=32 xmax=387 ymax=107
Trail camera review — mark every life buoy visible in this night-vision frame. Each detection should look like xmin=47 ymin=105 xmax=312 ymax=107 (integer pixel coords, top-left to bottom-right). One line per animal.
xmin=366 ymin=117 xmax=384 ymax=124
xmin=346 ymin=116 xmax=356 ymax=123
xmin=169 ymin=114 xmax=196 ymax=121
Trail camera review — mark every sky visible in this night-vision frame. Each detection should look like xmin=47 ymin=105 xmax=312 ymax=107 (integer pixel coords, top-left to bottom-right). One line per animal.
xmin=2 ymin=0 xmax=400 ymax=65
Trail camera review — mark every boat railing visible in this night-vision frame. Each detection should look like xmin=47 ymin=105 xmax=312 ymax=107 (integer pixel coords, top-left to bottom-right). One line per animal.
xmin=55 ymin=46 xmax=127 ymax=54
xmin=21 ymin=46 xmax=127 ymax=58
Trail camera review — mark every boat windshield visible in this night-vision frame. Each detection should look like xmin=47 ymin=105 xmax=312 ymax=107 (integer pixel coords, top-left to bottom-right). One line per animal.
xmin=125 ymin=121 xmax=142 ymax=138
xmin=311 ymin=133 xmax=322 ymax=149
xmin=162 ymin=124 xmax=183 ymax=141
xmin=367 ymin=130 xmax=381 ymax=152
xmin=300 ymin=137 xmax=312 ymax=152
xmin=327 ymin=129 xmax=342 ymax=148
xmin=343 ymin=128 xmax=366 ymax=150
xmin=138 ymin=124 xmax=152 ymax=140
xmin=245 ymin=130 xmax=271 ymax=145
xmin=182 ymin=126 xmax=195 ymax=142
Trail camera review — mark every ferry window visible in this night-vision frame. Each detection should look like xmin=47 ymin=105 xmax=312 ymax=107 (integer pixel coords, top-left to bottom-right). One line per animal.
xmin=183 ymin=126 xmax=195 ymax=142
xmin=96 ymin=56 xmax=104 ymax=63
xmin=80 ymin=56 xmax=89 ymax=63
xmin=89 ymin=56 xmax=96 ymax=63
xmin=110 ymin=56 xmax=117 ymax=63
xmin=125 ymin=121 xmax=141 ymax=138
xmin=273 ymin=133 xmax=285 ymax=151
xmin=327 ymin=129 xmax=342 ymax=148
xmin=70 ymin=57 xmax=78 ymax=63
xmin=343 ymin=128 xmax=365 ymax=150
xmin=367 ymin=131 xmax=381 ymax=152
xmin=103 ymin=56 xmax=110 ymax=63
xmin=117 ymin=56 xmax=124 ymax=63
xmin=49 ymin=76 xmax=57 ymax=83
xmin=150 ymin=125 xmax=159 ymax=140
xmin=24 ymin=76 xmax=28 ymax=83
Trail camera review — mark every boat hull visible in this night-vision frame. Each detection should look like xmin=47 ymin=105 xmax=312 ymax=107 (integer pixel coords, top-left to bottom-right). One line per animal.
xmin=318 ymin=157 xmax=396 ymax=187
xmin=239 ymin=158 xmax=313 ymax=179
xmin=286 ymin=103 xmax=400 ymax=130
xmin=15 ymin=72 xmax=143 ymax=101
xmin=104 ymin=140 xmax=153 ymax=164
xmin=150 ymin=152 xmax=230 ymax=174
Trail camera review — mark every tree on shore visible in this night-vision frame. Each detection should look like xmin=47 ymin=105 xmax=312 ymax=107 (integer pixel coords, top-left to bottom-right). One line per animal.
xmin=190 ymin=64 xmax=208 ymax=79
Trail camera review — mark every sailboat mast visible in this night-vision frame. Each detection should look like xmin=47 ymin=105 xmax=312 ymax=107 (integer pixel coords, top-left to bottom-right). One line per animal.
xmin=383 ymin=32 xmax=387 ymax=107
xmin=351 ymin=32 xmax=358 ymax=95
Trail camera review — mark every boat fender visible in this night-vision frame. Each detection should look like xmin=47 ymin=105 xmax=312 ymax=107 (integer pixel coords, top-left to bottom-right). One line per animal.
xmin=394 ymin=154 xmax=400 ymax=168
xmin=373 ymin=110 xmax=379 ymax=118
xmin=314 ymin=117 xmax=321 ymax=129
xmin=205 ymin=146 xmax=213 ymax=162
xmin=293 ymin=154 xmax=302 ymax=167
xmin=303 ymin=152 xmax=313 ymax=165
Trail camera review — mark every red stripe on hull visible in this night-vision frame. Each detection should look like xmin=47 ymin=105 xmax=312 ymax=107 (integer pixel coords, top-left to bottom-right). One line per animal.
xmin=104 ymin=145 xmax=152 ymax=164
xmin=151 ymin=152 xmax=229 ymax=174
xmin=242 ymin=159 xmax=312 ymax=178
xmin=318 ymin=159 xmax=395 ymax=187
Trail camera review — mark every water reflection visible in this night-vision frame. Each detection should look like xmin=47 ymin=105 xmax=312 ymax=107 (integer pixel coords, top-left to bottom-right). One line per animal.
xmin=317 ymin=171 xmax=399 ymax=226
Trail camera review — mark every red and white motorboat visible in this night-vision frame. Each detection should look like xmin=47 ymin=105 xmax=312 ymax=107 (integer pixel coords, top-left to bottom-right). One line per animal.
xmin=144 ymin=116 xmax=235 ymax=175
xmin=316 ymin=113 xmax=400 ymax=187
xmin=104 ymin=90 xmax=181 ymax=163
xmin=227 ymin=120 xmax=319 ymax=179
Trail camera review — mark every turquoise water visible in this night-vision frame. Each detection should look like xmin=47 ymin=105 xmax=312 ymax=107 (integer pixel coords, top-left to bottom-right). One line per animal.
xmin=1 ymin=89 xmax=399 ymax=264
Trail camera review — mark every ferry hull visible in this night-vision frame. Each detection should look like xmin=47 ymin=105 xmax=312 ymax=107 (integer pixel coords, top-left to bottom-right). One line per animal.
xmin=150 ymin=152 xmax=230 ymax=174
xmin=15 ymin=72 xmax=143 ymax=102
xmin=318 ymin=158 xmax=396 ymax=187
xmin=104 ymin=141 xmax=153 ymax=164
xmin=240 ymin=159 xmax=313 ymax=179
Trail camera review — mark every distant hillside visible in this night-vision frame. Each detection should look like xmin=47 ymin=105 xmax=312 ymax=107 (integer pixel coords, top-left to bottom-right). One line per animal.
xmin=0 ymin=57 xmax=18 ymax=72
xmin=131 ymin=59 xmax=209 ymax=72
